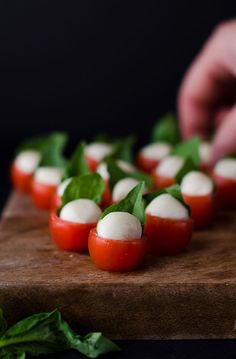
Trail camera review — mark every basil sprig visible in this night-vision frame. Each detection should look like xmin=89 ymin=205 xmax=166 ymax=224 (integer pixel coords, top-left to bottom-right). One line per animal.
xmin=59 ymin=173 xmax=104 ymax=213
xmin=144 ymin=184 xmax=191 ymax=214
xmin=172 ymin=137 xmax=201 ymax=167
xmin=38 ymin=132 xmax=68 ymax=168
xmin=111 ymin=135 xmax=136 ymax=163
xmin=100 ymin=182 xmax=145 ymax=226
xmin=105 ymin=157 xmax=153 ymax=190
xmin=175 ymin=157 xmax=197 ymax=184
xmin=0 ymin=309 xmax=119 ymax=358
xmin=151 ymin=112 xmax=180 ymax=145
xmin=62 ymin=142 xmax=90 ymax=180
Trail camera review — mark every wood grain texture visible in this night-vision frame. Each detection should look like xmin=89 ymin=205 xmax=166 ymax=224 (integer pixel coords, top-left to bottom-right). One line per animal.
xmin=0 ymin=191 xmax=236 ymax=339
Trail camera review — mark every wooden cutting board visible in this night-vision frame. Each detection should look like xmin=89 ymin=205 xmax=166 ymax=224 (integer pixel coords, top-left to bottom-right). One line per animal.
xmin=0 ymin=191 xmax=236 ymax=339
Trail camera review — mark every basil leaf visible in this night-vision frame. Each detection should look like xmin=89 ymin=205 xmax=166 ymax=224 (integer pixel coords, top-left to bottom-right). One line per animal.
xmin=172 ymin=137 xmax=201 ymax=166
xmin=39 ymin=132 xmax=68 ymax=168
xmin=175 ymin=157 xmax=197 ymax=184
xmin=151 ymin=112 xmax=180 ymax=145
xmin=111 ymin=135 xmax=136 ymax=162
xmin=144 ymin=184 xmax=191 ymax=214
xmin=60 ymin=173 xmax=105 ymax=212
xmin=101 ymin=182 xmax=145 ymax=226
xmin=106 ymin=158 xmax=153 ymax=190
xmin=63 ymin=142 xmax=90 ymax=180
xmin=0 ymin=309 xmax=7 ymax=336
xmin=93 ymin=133 xmax=110 ymax=143
xmin=0 ymin=309 xmax=119 ymax=358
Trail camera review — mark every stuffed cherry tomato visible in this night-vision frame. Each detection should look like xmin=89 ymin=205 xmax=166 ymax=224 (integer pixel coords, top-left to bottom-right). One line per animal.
xmin=85 ymin=143 xmax=113 ymax=171
xmin=144 ymin=193 xmax=192 ymax=255
xmin=11 ymin=150 xmax=41 ymax=193
xmin=112 ymin=178 xmax=146 ymax=203
xmin=181 ymin=171 xmax=215 ymax=229
xmin=199 ymin=141 xmax=212 ymax=172
xmin=152 ymin=155 xmax=184 ymax=188
xmin=137 ymin=142 xmax=172 ymax=173
xmin=50 ymin=198 xmax=101 ymax=252
xmin=213 ymin=158 xmax=236 ymax=210
xmin=31 ymin=167 xmax=63 ymax=210
xmin=89 ymin=212 xmax=146 ymax=271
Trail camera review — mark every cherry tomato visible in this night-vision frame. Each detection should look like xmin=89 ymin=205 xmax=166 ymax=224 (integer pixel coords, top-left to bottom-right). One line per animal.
xmin=136 ymin=153 xmax=159 ymax=173
xmin=31 ymin=179 xmax=57 ymax=210
xmin=213 ymin=173 xmax=236 ymax=210
xmin=183 ymin=193 xmax=216 ymax=230
xmin=100 ymin=180 xmax=112 ymax=209
xmin=152 ymin=172 xmax=175 ymax=189
xmin=88 ymin=228 xmax=146 ymax=271
xmin=49 ymin=211 xmax=95 ymax=252
xmin=51 ymin=193 xmax=61 ymax=210
xmin=144 ymin=214 xmax=193 ymax=255
xmin=10 ymin=163 xmax=33 ymax=193
xmin=85 ymin=155 xmax=98 ymax=172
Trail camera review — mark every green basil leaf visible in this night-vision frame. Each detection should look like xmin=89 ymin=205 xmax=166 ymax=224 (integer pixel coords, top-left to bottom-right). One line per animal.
xmin=111 ymin=135 xmax=136 ymax=162
xmin=62 ymin=142 xmax=90 ymax=180
xmin=172 ymin=137 xmax=201 ymax=166
xmin=0 ymin=309 xmax=119 ymax=358
xmin=175 ymin=157 xmax=198 ymax=184
xmin=106 ymin=157 xmax=153 ymax=190
xmin=0 ymin=309 xmax=7 ymax=336
xmin=39 ymin=132 xmax=68 ymax=168
xmin=60 ymin=173 xmax=105 ymax=212
xmin=101 ymin=182 xmax=145 ymax=226
xmin=93 ymin=133 xmax=110 ymax=143
xmin=144 ymin=184 xmax=191 ymax=214
xmin=151 ymin=112 xmax=180 ymax=145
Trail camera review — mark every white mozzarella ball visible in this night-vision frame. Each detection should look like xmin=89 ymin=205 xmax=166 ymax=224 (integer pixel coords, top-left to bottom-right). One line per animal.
xmin=140 ymin=142 xmax=172 ymax=161
xmin=214 ymin=158 xmax=236 ymax=181
xmin=57 ymin=178 xmax=72 ymax=197
xmin=199 ymin=142 xmax=212 ymax=164
xmin=181 ymin=171 xmax=213 ymax=196
xmin=15 ymin=150 xmax=41 ymax=174
xmin=60 ymin=199 xmax=102 ymax=224
xmin=112 ymin=178 xmax=143 ymax=202
xmin=97 ymin=160 xmax=136 ymax=181
xmin=96 ymin=162 xmax=109 ymax=180
xmin=34 ymin=167 xmax=63 ymax=186
xmin=85 ymin=143 xmax=113 ymax=162
xmin=97 ymin=212 xmax=142 ymax=240
xmin=146 ymin=193 xmax=189 ymax=220
xmin=155 ymin=155 xmax=184 ymax=178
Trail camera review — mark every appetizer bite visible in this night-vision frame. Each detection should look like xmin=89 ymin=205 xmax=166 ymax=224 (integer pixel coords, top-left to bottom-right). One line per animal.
xmin=144 ymin=185 xmax=193 ymax=255
xmin=88 ymin=182 xmax=146 ymax=271
xmin=49 ymin=173 xmax=104 ymax=252
xmin=181 ymin=171 xmax=215 ymax=229
xmin=85 ymin=142 xmax=114 ymax=171
xmin=213 ymin=158 xmax=236 ymax=210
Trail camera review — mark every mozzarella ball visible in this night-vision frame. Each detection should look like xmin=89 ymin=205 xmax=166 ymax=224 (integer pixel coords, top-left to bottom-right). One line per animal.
xmin=181 ymin=171 xmax=214 ymax=196
xmin=57 ymin=177 xmax=72 ymax=197
xmin=60 ymin=199 xmax=102 ymax=224
xmin=140 ymin=142 xmax=172 ymax=160
xmin=14 ymin=150 xmax=41 ymax=174
xmin=97 ymin=212 xmax=142 ymax=240
xmin=146 ymin=193 xmax=189 ymax=220
xmin=97 ymin=160 xmax=136 ymax=181
xmin=34 ymin=167 xmax=63 ymax=186
xmin=112 ymin=178 xmax=143 ymax=202
xmin=214 ymin=158 xmax=236 ymax=181
xmin=155 ymin=155 xmax=184 ymax=178
xmin=199 ymin=142 xmax=212 ymax=164
xmin=96 ymin=162 xmax=109 ymax=180
xmin=85 ymin=143 xmax=113 ymax=162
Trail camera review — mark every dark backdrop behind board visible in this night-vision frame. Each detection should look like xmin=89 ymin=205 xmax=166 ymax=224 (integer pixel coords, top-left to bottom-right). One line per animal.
xmin=0 ymin=0 xmax=235 ymax=205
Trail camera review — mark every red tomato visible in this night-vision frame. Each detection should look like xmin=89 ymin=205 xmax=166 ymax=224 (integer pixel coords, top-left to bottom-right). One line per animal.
xmin=51 ymin=193 xmax=61 ymax=210
xmin=144 ymin=214 xmax=193 ymax=255
xmin=100 ymin=180 xmax=112 ymax=210
xmin=136 ymin=153 xmax=159 ymax=173
xmin=31 ymin=179 xmax=57 ymax=210
xmin=85 ymin=155 xmax=98 ymax=172
xmin=49 ymin=211 xmax=95 ymax=252
xmin=213 ymin=173 xmax=236 ymax=210
xmin=10 ymin=162 xmax=33 ymax=193
xmin=183 ymin=193 xmax=216 ymax=230
xmin=88 ymin=228 xmax=146 ymax=271
xmin=152 ymin=172 xmax=175 ymax=189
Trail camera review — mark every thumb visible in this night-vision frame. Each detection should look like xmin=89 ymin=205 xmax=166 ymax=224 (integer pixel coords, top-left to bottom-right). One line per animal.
xmin=211 ymin=104 xmax=236 ymax=164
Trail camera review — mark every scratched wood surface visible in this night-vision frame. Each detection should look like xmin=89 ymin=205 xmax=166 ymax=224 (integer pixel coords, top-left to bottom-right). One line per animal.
xmin=0 ymin=191 xmax=236 ymax=339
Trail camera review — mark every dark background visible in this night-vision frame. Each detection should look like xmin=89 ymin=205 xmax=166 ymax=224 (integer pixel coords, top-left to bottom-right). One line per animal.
xmin=0 ymin=1 xmax=236 ymax=357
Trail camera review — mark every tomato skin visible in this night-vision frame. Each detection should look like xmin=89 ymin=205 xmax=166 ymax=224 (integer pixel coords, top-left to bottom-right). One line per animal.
xmin=11 ymin=163 xmax=33 ymax=193
xmin=51 ymin=194 xmax=61 ymax=211
xmin=100 ymin=180 xmax=112 ymax=210
xmin=152 ymin=172 xmax=175 ymax=189
xmin=85 ymin=155 xmax=98 ymax=172
xmin=88 ymin=228 xmax=147 ymax=271
xmin=182 ymin=193 xmax=216 ymax=230
xmin=31 ymin=179 xmax=57 ymax=210
xmin=136 ymin=153 xmax=159 ymax=173
xmin=144 ymin=214 xmax=193 ymax=256
xmin=213 ymin=173 xmax=236 ymax=210
xmin=49 ymin=211 xmax=96 ymax=252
